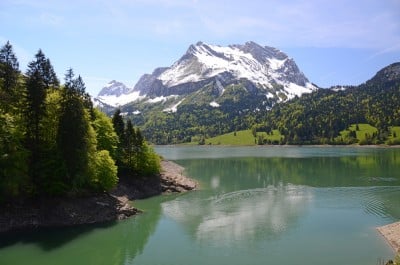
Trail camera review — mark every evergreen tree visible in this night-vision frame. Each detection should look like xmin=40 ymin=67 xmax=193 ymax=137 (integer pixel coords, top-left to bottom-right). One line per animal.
xmin=112 ymin=108 xmax=125 ymax=166
xmin=74 ymin=75 xmax=86 ymax=96
xmin=26 ymin=50 xmax=59 ymax=89
xmin=57 ymin=69 xmax=92 ymax=189
xmin=134 ymin=127 xmax=144 ymax=149
xmin=0 ymin=41 xmax=20 ymax=110
xmin=25 ymin=60 xmax=48 ymax=188
xmin=125 ymin=119 xmax=135 ymax=168
xmin=112 ymin=109 xmax=125 ymax=140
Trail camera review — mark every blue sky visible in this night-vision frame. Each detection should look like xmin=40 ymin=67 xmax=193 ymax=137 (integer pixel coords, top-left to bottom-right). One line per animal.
xmin=1 ymin=0 xmax=399 ymax=96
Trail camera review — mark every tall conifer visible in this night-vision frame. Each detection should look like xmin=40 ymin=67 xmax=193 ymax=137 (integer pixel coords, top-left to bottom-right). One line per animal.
xmin=24 ymin=50 xmax=58 ymax=190
xmin=0 ymin=41 xmax=20 ymax=109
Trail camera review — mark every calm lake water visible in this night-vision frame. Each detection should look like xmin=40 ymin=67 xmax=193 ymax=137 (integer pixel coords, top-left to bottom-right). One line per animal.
xmin=1 ymin=146 xmax=399 ymax=265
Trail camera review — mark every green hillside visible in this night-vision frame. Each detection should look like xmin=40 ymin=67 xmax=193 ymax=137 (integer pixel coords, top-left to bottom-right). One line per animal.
xmin=194 ymin=125 xmax=400 ymax=146
xmin=194 ymin=129 xmax=282 ymax=145
xmin=262 ymin=63 xmax=400 ymax=145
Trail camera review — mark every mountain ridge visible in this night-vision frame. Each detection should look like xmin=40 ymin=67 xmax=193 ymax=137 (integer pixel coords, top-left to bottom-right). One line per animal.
xmin=94 ymin=41 xmax=316 ymax=108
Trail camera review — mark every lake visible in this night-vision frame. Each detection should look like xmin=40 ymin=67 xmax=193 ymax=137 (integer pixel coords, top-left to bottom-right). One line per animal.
xmin=1 ymin=146 xmax=399 ymax=265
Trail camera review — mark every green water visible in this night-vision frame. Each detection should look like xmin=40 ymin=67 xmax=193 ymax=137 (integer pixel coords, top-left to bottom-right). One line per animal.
xmin=1 ymin=146 xmax=399 ymax=265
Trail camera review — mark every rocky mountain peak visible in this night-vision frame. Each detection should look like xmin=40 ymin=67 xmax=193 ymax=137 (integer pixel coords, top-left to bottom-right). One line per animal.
xmin=98 ymin=80 xmax=130 ymax=97
xmin=367 ymin=62 xmax=400 ymax=85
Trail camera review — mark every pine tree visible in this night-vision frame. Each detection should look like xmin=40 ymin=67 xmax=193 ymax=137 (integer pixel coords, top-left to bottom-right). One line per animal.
xmin=26 ymin=50 xmax=59 ymax=89
xmin=57 ymin=69 xmax=92 ymax=188
xmin=134 ymin=127 xmax=144 ymax=149
xmin=112 ymin=109 xmax=125 ymax=167
xmin=25 ymin=66 xmax=47 ymax=188
xmin=0 ymin=41 xmax=20 ymax=110
xmin=125 ymin=119 xmax=135 ymax=168
xmin=24 ymin=50 xmax=59 ymax=190
xmin=112 ymin=109 xmax=125 ymax=140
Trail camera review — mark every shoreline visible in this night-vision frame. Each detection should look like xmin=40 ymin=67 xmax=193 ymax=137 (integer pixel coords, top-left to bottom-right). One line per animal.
xmin=0 ymin=160 xmax=197 ymax=234
xmin=158 ymin=144 xmax=400 ymax=148
xmin=377 ymin=222 xmax=400 ymax=253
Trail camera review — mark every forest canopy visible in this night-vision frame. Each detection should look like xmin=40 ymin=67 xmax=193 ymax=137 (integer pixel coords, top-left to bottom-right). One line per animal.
xmin=0 ymin=41 xmax=160 ymax=202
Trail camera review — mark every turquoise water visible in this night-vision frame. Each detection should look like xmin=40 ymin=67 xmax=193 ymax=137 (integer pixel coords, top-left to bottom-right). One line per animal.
xmin=1 ymin=146 xmax=399 ymax=265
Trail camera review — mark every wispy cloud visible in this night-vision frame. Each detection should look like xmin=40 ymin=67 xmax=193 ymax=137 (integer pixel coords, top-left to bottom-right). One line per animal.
xmin=366 ymin=43 xmax=400 ymax=61
xmin=6 ymin=0 xmax=398 ymax=50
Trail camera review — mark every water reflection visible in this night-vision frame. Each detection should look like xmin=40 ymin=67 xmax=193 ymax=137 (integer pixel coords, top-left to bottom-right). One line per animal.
xmin=0 ymin=203 xmax=162 ymax=265
xmin=177 ymin=154 xmax=400 ymax=189
xmin=162 ymin=184 xmax=312 ymax=245
xmin=160 ymin=152 xmax=400 ymax=246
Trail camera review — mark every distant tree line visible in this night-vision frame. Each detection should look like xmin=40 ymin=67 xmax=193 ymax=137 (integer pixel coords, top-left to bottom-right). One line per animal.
xmin=0 ymin=41 xmax=160 ymax=202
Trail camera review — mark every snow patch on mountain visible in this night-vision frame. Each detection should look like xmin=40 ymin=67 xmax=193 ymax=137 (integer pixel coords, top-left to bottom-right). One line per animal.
xmin=97 ymin=91 xmax=143 ymax=107
xmin=210 ymin=101 xmax=220 ymax=107
xmin=163 ymin=99 xmax=185 ymax=113
xmin=147 ymin=95 xmax=179 ymax=104
xmin=95 ymin=80 xmax=145 ymax=107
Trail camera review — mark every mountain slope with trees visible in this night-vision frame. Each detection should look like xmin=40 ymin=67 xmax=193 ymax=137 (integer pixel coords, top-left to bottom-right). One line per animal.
xmin=260 ymin=62 xmax=400 ymax=145
xmin=120 ymin=62 xmax=400 ymax=145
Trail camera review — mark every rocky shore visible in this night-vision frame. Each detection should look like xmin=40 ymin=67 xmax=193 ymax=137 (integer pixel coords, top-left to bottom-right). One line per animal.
xmin=377 ymin=221 xmax=400 ymax=253
xmin=0 ymin=160 xmax=197 ymax=233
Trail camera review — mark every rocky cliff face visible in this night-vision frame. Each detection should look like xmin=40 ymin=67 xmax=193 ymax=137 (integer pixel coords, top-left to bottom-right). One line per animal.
xmin=366 ymin=62 xmax=400 ymax=85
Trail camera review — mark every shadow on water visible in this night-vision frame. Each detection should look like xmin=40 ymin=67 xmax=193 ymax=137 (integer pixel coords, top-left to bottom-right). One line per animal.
xmin=0 ymin=221 xmax=117 ymax=251
xmin=0 ymin=202 xmax=163 ymax=265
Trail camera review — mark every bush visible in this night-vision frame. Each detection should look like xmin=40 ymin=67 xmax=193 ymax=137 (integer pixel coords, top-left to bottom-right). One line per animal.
xmin=136 ymin=143 xmax=161 ymax=176
xmin=92 ymin=150 xmax=118 ymax=191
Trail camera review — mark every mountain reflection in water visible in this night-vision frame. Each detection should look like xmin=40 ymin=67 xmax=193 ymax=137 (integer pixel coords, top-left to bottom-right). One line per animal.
xmin=162 ymin=184 xmax=312 ymax=245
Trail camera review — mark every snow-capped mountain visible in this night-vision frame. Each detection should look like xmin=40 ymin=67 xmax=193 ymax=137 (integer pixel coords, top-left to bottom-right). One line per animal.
xmin=95 ymin=41 xmax=316 ymax=109
xmin=95 ymin=80 xmax=142 ymax=107
xmin=131 ymin=41 xmax=315 ymax=99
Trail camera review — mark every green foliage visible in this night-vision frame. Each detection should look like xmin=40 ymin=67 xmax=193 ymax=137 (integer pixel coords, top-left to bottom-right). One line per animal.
xmin=111 ymin=109 xmax=161 ymax=177
xmin=204 ymin=129 xmax=283 ymax=145
xmin=119 ymin=81 xmax=269 ymax=144
xmin=0 ymin=112 xmax=28 ymax=200
xmin=112 ymin=108 xmax=126 ymax=164
xmin=0 ymin=41 xmax=20 ymax=110
xmin=24 ymin=50 xmax=58 ymax=190
xmin=91 ymin=150 xmax=118 ymax=191
xmin=263 ymin=71 xmax=400 ymax=144
xmin=0 ymin=42 xmax=160 ymax=201
xmin=57 ymin=95 xmax=92 ymax=188
xmin=135 ymin=142 xmax=161 ymax=176
xmin=92 ymin=108 xmax=118 ymax=159
xmin=387 ymin=126 xmax=400 ymax=145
